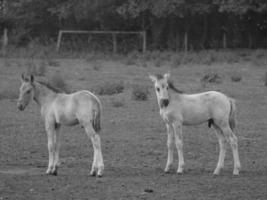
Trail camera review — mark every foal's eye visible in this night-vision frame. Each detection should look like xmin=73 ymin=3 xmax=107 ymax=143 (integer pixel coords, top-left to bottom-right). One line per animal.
xmin=156 ymin=88 xmax=160 ymax=92
xmin=26 ymin=90 xmax=31 ymax=94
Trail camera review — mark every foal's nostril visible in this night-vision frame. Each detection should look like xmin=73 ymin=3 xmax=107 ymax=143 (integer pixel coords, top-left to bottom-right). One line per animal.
xmin=160 ymin=99 xmax=169 ymax=107
xmin=163 ymin=99 xmax=169 ymax=107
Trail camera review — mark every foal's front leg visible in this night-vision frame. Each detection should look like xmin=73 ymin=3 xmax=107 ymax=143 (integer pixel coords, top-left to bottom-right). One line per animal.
xmin=172 ymin=122 xmax=185 ymax=174
xmin=164 ymin=124 xmax=174 ymax=173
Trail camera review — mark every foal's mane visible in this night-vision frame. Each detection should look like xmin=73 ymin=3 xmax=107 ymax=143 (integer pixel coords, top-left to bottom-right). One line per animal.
xmin=36 ymin=81 xmax=64 ymax=93
xmin=167 ymin=80 xmax=184 ymax=94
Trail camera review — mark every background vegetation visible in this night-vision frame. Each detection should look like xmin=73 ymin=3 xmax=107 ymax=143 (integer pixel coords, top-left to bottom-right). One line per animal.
xmin=1 ymin=0 xmax=267 ymax=52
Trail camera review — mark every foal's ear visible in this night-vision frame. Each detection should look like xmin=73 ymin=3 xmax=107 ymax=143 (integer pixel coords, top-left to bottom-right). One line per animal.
xmin=30 ymin=74 xmax=34 ymax=83
xmin=21 ymin=73 xmax=28 ymax=82
xmin=164 ymin=73 xmax=170 ymax=80
xmin=21 ymin=73 xmax=25 ymax=82
xmin=149 ymin=75 xmax=157 ymax=83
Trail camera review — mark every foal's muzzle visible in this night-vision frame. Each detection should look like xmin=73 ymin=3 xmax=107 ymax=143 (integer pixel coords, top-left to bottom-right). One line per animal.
xmin=17 ymin=102 xmax=25 ymax=111
xmin=160 ymin=99 xmax=169 ymax=108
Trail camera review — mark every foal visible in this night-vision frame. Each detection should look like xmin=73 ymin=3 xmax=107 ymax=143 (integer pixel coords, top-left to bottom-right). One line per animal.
xmin=149 ymin=73 xmax=241 ymax=175
xmin=17 ymin=74 xmax=104 ymax=177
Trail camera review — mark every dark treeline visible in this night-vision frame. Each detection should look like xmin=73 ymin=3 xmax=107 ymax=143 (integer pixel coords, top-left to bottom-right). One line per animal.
xmin=1 ymin=0 xmax=267 ymax=50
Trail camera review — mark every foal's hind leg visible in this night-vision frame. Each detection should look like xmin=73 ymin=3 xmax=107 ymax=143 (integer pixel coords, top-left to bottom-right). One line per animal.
xmin=52 ymin=125 xmax=61 ymax=175
xmin=220 ymin=124 xmax=241 ymax=175
xmin=213 ymin=126 xmax=227 ymax=175
xmin=164 ymin=124 xmax=174 ymax=173
xmin=45 ymin=122 xmax=57 ymax=175
xmin=84 ymin=124 xmax=104 ymax=177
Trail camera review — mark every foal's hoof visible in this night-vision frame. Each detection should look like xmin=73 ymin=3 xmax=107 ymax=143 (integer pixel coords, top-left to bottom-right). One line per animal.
xmin=164 ymin=166 xmax=172 ymax=173
xmin=90 ymin=170 xmax=97 ymax=177
xmin=51 ymin=170 xmax=57 ymax=176
xmin=177 ymin=172 xmax=183 ymax=175
xmin=46 ymin=171 xmax=57 ymax=176
xmin=212 ymin=173 xmax=219 ymax=178
xmin=233 ymin=172 xmax=239 ymax=176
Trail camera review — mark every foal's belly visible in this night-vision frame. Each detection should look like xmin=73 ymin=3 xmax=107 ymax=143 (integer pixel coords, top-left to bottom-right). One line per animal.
xmin=56 ymin=112 xmax=79 ymax=126
xmin=181 ymin=108 xmax=211 ymax=126
xmin=60 ymin=117 xmax=79 ymax=126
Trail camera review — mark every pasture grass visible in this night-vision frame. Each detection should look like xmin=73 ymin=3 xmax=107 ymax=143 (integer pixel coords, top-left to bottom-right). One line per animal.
xmin=1 ymin=49 xmax=267 ymax=200
xmin=25 ymin=59 xmax=47 ymax=76
xmin=0 ymin=89 xmax=17 ymax=100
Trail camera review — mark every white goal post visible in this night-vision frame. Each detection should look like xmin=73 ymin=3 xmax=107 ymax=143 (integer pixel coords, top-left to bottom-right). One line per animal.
xmin=56 ymin=30 xmax=147 ymax=53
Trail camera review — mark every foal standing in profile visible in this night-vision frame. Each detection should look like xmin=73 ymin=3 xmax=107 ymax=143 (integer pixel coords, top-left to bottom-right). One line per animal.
xmin=17 ymin=74 xmax=104 ymax=177
xmin=149 ymin=73 xmax=241 ymax=175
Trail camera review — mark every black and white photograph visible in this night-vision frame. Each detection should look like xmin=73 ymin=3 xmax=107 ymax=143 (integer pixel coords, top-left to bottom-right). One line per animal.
xmin=0 ymin=0 xmax=267 ymax=199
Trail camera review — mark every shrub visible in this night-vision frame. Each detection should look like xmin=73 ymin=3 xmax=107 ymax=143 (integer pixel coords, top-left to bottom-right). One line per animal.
xmin=48 ymin=60 xmax=60 ymax=67
xmin=48 ymin=72 xmax=69 ymax=93
xmin=131 ymin=85 xmax=149 ymax=101
xmin=170 ymin=54 xmax=182 ymax=68
xmin=92 ymin=60 xmax=102 ymax=71
xmin=231 ymin=74 xmax=242 ymax=82
xmin=263 ymin=72 xmax=267 ymax=86
xmin=124 ymin=56 xmax=136 ymax=66
xmin=201 ymin=72 xmax=222 ymax=86
xmin=111 ymin=100 xmax=124 ymax=108
xmin=95 ymin=81 xmax=124 ymax=95
xmin=154 ymin=57 xmax=163 ymax=67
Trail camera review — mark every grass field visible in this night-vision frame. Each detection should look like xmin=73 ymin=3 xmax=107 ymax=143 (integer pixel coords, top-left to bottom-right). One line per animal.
xmin=0 ymin=50 xmax=267 ymax=199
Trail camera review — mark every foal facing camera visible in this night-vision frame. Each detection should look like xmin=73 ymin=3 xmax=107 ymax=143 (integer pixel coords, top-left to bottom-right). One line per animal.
xmin=149 ymin=73 xmax=241 ymax=176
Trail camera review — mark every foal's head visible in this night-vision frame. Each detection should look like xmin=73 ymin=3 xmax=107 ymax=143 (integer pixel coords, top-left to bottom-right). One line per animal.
xmin=17 ymin=74 xmax=35 ymax=111
xmin=149 ymin=73 xmax=170 ymax=108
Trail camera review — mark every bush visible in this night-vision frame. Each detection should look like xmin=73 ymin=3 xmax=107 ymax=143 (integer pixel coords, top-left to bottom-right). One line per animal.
xmin=201 ymin=72 xmax=222 ymax=86
xmin=92 ymin=60 xmax=102 ymax=71
xmin=131 ymin=85 xmax=149 ymax=101
xmin=170 ymin=54 xmax=182 ymax=68
xmin=154 ymin=57 xmax=163 ymax=67
xmin=124 ymin=56 xmax=136 ymax=66
xmin=48 ymin=72 xmax=69 ymax=93
xmin=231 ymin=74 xmax=242 ymax=82
xmin=48 ymin=60 xmax=60 ymax=67
xmin=111 ymin=100 xmax=124 ymax=108
xmin=95 ymin=81 xmax=124 ymax=95
xmin=263 ymin=72 xmax=267 ymax=86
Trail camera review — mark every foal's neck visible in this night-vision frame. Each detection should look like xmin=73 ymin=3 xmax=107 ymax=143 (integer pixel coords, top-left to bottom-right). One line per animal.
xmin=33 ymin=82 xmax=57 ymax=107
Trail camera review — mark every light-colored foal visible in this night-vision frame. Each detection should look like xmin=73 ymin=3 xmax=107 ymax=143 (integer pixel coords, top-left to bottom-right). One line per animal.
xmin=17 ymin=74 xmax=104 ymax=177
xmin=149 ymin=73 xmax=241 ymax=175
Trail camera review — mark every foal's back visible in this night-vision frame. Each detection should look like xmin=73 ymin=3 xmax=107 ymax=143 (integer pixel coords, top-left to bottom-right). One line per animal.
xmin=175 ymin=91 xmax=230 ymax=125
xmin=51 ymin=90 xmax=101 ymax=126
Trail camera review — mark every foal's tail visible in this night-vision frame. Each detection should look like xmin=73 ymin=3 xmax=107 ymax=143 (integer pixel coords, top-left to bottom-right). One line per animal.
xmin=92 ymin=109 xmax=101 ymax=133
xmin=228 ymin=98 xmax=236 ymax=130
